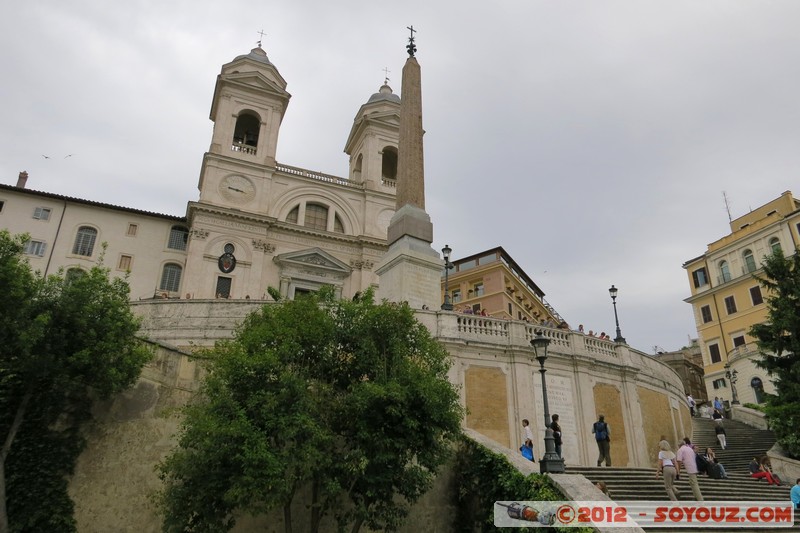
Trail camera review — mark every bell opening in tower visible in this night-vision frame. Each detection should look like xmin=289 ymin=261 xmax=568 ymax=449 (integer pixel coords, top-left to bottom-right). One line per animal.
xmin=232 ymin=112 xmax=261 ymax=154
xmin=381 ymin=146 xmax=397 ymax=181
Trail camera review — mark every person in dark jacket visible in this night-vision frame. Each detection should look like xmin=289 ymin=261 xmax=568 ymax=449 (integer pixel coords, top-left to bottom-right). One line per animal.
xmin=550 ymin=414 xmax=563 ymax=458
xmin=592 ymin=415 xmax=611 ymax=466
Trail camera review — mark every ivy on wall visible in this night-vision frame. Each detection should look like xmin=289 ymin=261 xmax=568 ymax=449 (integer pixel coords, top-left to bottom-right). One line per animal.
xmin=453 ymin=437 xmax=593 ymax=533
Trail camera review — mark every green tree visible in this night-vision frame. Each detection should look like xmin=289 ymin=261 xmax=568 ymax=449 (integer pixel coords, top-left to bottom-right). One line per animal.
xmin=157 ymin=287 xmax=463 ymax=533
xmin=0 ymin=231 xmax=152 ymax=533
xmin=750 ymin=248 xmax=800 ymax=457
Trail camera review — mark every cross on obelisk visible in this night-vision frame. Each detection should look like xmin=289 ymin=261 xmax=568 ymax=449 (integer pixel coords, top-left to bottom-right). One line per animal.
xmin=257 ymin=29 xmax=266 ymax=47
xmin=406 ymin=25 xmax=417 ymax=57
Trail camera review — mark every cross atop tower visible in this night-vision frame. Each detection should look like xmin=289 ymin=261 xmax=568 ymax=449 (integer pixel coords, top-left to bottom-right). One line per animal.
xmin=382 ymin=67 xmax=391 ymax=85
xmin=406 ymin=25 xmax=417 ymax=57
xmin=257 ymin=29 xmax=266 ymax=47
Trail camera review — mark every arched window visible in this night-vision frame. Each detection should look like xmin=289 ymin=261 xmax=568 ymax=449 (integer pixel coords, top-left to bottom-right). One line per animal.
xmin=65 ymin=267 xmax=85 ymax=283
xmin=304 ymin=203 xmax=328 ymax=231
xmin=285 ymin=203 xmax=345 ymax=234
xmin=381 ymin=146 xmax=398 ymax=181
xmin=751 ymin=376 xmax=765 ymax=404
xmin=232 ymin=112 xmax=260 ymax=154
xmin=72 ymin=226 xmax=97 ymax=256
xmin=168 ymin=226 xmax=189 ymax=251
xmin=719 ymin=260 xmax=731 ymax=283
xmin=743 ymin=249 xmax=756 ymax=273
xmin=769 ymin=237 xmax=781 ymax=255
xmin=159 ymin=263 xmax=182 ymax=293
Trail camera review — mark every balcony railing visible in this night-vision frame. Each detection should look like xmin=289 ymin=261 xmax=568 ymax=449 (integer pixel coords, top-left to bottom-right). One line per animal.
xmin=448 ymin=315 xmax=619 ymax=359
xmin=276 ymin=163 xmax=363 ymax=189
xmin=231 ymin=141 xmax=257 ymax=155
xmin=727 ymin=342 xmax=760 ymax=363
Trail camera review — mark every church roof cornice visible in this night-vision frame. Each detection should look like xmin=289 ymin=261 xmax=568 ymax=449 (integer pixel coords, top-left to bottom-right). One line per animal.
xmin=0 ymin=183 xmax=185 ymax=221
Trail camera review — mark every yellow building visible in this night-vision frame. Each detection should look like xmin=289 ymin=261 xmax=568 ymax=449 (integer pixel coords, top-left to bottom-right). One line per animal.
xmin=683 ymin=190 xmax=800 ymax=405
xmin=441 ymin=246 xmax=564 ymax=325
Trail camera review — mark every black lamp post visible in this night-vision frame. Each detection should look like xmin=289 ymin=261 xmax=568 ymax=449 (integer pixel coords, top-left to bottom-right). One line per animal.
xmin=608 ymin=285 xmax=626 ymax=344
xmin=530 ymin=333 xmax=565 ymax=474
xmin=441 ymin=244 xmax=454 ymax=311
xmin=724 ymin=364 xmax=740 ymax=405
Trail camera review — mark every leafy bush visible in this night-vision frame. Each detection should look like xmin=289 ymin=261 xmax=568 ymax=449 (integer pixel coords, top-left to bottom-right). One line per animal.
xmin=453 ymin=436 xmax=592 ymax=532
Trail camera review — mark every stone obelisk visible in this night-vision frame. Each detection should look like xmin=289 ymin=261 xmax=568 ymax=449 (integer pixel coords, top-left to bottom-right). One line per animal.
xmin=376 ymin=27 xmax=443 ymax=310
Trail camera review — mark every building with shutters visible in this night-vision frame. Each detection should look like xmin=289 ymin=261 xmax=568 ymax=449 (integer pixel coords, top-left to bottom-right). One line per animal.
xmin=682 ymin=190 xmax=800 ymax=404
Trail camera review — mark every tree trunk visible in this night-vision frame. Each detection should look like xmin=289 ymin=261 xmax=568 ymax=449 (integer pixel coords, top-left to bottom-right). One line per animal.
xmin=0 ymin=389 xmax=33 ymax=533
xmin=350 ymin=516 xmax=363 ymax=533
xmin=309 ymin=476 xmax=321 ymax=533
xmin=282 ymin=502 xmax=292 ymax=533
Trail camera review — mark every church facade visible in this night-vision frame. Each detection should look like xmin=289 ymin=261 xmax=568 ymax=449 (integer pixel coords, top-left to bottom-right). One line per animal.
xmin=5 ymin=43 xmax=695 ymax=530
xmin=1 ymin=45 xmax=400 ymax=303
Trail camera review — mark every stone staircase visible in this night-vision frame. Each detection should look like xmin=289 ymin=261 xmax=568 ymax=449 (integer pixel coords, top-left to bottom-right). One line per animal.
xmin=567 ymin=417 xmax=797 ymax=532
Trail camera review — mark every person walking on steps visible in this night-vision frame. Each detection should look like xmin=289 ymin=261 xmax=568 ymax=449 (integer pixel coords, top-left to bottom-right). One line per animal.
xmin=676 ymin=438 xmax=704 ymax=501
xmin=715 ymin=422 xmax=727 ymax=449
xmin=687 ymin=394 xmax=696 ymax=417
xmin=592 ymin=414 xmax=611 ymax=467
xmin=656 ymin=440 xmax=680 ymax=501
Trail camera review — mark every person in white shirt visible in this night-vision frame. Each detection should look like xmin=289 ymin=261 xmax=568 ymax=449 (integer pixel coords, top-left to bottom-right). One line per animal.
xmin=656 ymin=440 xmax=679 ymax=501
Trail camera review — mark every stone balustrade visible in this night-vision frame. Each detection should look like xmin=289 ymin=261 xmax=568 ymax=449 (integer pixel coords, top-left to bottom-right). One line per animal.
xmin=131 ymin=300 xmax=690 ymax=470
xmin=276 ymin=163 xmax=362 ymax=189
xmin=231 ymin=141 xmax=257 ymax=155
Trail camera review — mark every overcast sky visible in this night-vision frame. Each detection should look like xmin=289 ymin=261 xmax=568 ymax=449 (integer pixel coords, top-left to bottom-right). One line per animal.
xmin=2 ymin=1 xmax=799 ymax=354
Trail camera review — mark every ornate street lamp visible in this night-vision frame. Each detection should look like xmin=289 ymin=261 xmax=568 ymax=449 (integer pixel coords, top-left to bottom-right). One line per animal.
xmin=441 ymin=244 xmax=454 ymax=311
xmin=608 ymin=285 xmax=626 ymax=343
xmin=530 ymin=333 xmax=565 ymax=473
xmin=724 ymin=363 xmax=740 ymax=405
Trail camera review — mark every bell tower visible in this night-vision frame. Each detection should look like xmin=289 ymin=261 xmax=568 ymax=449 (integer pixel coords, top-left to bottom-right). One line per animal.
xmin=344 ymin=81 xmax=400 ymax=188
xmin=207 ymin=45 xmax=290 ymax=167
xmin=194 ymin=44 xmax=292 ymax=211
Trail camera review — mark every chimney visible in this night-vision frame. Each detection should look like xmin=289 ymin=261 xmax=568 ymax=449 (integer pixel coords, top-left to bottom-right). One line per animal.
xmin=16 ymin=171 xmax=28 ymax=189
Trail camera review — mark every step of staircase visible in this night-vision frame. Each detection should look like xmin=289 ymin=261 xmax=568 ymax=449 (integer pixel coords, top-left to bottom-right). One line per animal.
xmin=564 ymin=417 xmax=798 ymax=532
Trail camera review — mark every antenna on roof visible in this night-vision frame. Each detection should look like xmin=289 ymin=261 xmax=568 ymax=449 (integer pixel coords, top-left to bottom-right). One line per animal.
xmin=722 ymin=191 xmax=732 ymax=223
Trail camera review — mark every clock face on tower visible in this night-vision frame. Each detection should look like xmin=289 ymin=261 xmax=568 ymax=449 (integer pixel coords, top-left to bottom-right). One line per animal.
xmin=219 ymin=175 xmax=256 ymax=204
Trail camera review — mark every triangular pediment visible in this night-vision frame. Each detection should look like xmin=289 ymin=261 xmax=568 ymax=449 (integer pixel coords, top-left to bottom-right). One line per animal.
xmin=274 ymin=248 xmax=351 ymax=274
xmin=344 ymin=110 xmax=401 ymax=154
xmin=210 ymin=71 xmax=291 ymax=120
xmin=223 ymin=71 xmax=289 ymax=98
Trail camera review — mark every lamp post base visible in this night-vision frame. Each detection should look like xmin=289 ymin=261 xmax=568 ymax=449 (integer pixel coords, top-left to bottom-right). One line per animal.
xmin=540 ymin=429 xmax=565 ymax=474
